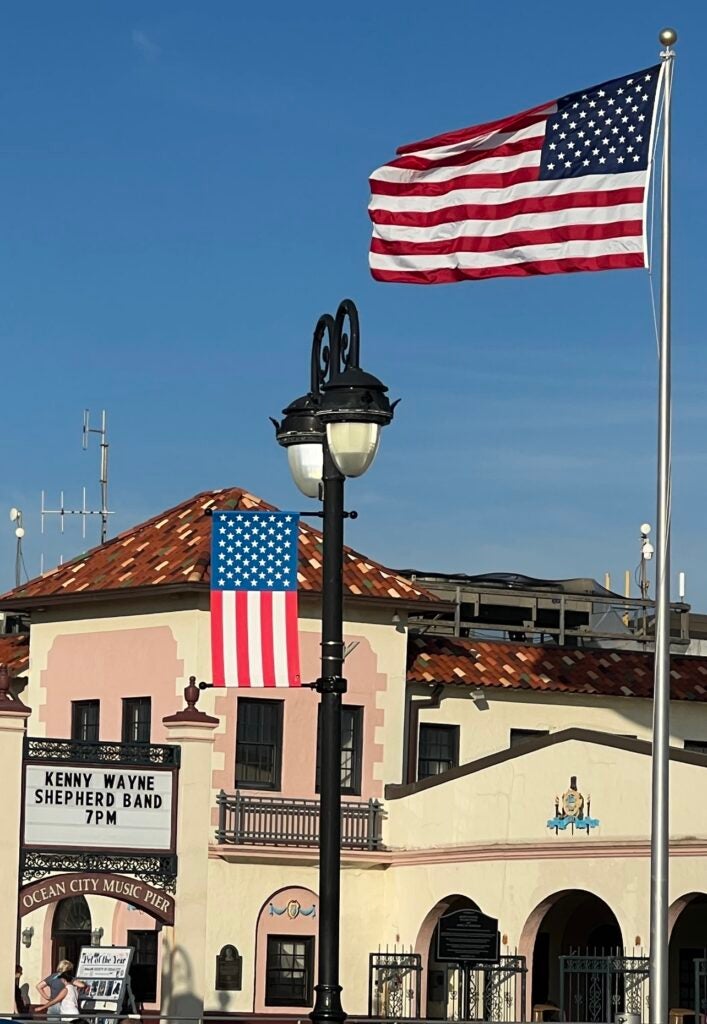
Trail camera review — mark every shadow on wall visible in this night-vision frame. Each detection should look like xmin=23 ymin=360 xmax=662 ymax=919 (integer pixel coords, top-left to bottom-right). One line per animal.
xmin=161 ymin=945 xmax=202 ymax=1021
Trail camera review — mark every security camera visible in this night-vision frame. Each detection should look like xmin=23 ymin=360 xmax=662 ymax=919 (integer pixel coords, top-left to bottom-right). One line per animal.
xmin=642 ymin=540 xmax=654 ymax=560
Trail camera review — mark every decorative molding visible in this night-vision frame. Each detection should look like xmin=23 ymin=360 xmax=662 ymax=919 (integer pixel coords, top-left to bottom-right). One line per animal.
xmin=211 ymin=838 xmax=707 ymax=867
xmin=269 ymin=898 xmax=316 ymax=919
xmin=23 ymin=736 xmax=180 ymax=767
xmin=547 ymin=775 xmax=599 ymax=835
xmin=20 ymin=850 xmax=178 ymax=893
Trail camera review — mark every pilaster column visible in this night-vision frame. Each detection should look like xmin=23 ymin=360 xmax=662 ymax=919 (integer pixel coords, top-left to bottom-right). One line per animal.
xmin=0 ymin=664 xmax=30 ymax=1014
xmin=161 ymin=678 xmax=218 ymax=1018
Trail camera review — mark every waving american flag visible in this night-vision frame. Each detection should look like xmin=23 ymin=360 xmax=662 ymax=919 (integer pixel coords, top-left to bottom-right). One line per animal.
xmin=210 ymin=510 xmax=301 ymax=687
xmin=369 ymin=65 xmax=662 ymax=284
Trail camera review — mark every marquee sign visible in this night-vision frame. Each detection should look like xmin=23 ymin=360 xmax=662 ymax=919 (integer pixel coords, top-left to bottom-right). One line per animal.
xmin=24 ymin=764 xmax=174 ymax=851
xmin=20 ymin=737 xmax=179 ymax=891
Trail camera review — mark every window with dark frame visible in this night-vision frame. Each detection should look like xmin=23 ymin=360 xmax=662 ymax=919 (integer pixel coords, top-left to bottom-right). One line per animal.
xmin=71 ymin=700 xmax=100 ymax=743
xmin=265 ymin=935 xmax=314 ymax=1007
xmin=235 ymin=698 xmax=283 ymax=790
xmin=316 ymin=705 xmax=363 ymax=795
xmin=509 ymin=728 xmax=550 ymax=747
xmin=127 ymin=930 xmax=158 ymax=1004
xmin=417 ymin=723 xmax=459 ymax=780
xmin=122 ymin=697 xmax=152 ymax=744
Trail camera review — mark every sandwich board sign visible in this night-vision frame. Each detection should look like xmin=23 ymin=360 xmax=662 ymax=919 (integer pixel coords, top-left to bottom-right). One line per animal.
xmin=76 ymin=946 xmax=135 ymax=1014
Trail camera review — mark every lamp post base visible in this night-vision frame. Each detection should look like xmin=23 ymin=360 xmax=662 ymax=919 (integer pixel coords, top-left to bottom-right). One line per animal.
xmin=311 ymin=983 xmax=346 ymax=1024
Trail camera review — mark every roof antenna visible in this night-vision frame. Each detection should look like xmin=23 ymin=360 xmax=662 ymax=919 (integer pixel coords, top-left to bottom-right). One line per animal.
xmin=41 ymin=409 xmax=115 ymax=549
xmin=9 ymin=508 xmax=26 ymax=588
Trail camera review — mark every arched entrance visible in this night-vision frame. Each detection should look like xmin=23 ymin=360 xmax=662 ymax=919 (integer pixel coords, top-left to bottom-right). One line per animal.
xmin=415 ymin=895 xmax=523 ymax=1022
xmin=52 ymin=896 xmax=92 ymax=967
xmin=425 ymin=896 xmax=478 ymax=1019
xmin=522 ymin=890 xmax=623 ymax=1020
xmin=669 ymin=893 xmax=707 ymax=1014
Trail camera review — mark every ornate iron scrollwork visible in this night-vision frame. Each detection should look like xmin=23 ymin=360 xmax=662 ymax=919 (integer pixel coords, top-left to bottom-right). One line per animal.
xmin=20 ymin=850 xmax=177 ymax=893
xmin=23 ymin=737 xmax=180 ymax=767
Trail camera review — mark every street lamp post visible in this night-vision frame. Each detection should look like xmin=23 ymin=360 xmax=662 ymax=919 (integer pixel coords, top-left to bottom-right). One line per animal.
xmin=273 ymin=299 xmax=395 ymax=1024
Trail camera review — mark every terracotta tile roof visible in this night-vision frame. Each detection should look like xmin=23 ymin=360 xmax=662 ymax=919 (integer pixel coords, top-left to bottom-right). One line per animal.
xmin=0 ymin=632 xmax=30 ymax=675
xmin=407 ymin=634 xmax=707 ymax=702
xmin=0 ymin=487 xmax=443 ymax=607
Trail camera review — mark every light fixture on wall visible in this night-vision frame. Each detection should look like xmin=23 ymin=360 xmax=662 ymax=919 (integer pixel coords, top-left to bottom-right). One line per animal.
xmin=91 ymin=927 xmax=104 ymax=947
xmin=21 ymin=927 xmax=34 ymax=949
xmin=470 ymin=689 xmax=489 ymax=711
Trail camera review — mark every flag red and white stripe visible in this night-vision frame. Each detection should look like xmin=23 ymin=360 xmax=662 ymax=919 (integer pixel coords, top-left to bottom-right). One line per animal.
xmin=210 ymin=510 xmax=301 ymax=687
xmin=369 ymin=65 xmax=662 ymax=284
xmin=211 ymin=589 xmax=301 ymax=688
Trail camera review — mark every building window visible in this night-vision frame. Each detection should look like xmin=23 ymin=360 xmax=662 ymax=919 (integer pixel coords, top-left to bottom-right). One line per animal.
xmin=684 ymin=740 xmax=707 ymax=755
xmin=122 ymin=698 xmax=152 ymax=744
xmin=418 ymin=724 xmax=459 ymax=780
xmin=71 ymin=701 xmax=100 ymax=743
xmin=316 ymin=705 xmax=363 ymax=795
xmin=235 ymin=698 xmax=283 ymax=790
xmin=127 ymin=930 xmax=158 ymax=1004
xmin=265 ymin=935 xmax=314 ymax=1007
xmin=510 ymin=728 xmax=549 ymax=747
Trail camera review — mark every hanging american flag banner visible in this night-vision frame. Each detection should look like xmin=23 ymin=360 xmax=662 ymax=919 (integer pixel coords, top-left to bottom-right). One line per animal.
xmin=210 ymin=510 xmax=301 ymax=687
xmin=369 ymin=65 xmax=662 ymax=284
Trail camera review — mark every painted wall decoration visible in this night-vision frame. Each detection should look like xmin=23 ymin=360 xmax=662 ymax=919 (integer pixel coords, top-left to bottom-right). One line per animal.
xmin=269 ymin=898 xmax=316 ymax=919
xmin=547 ymin=775 xmax=599 ymax=834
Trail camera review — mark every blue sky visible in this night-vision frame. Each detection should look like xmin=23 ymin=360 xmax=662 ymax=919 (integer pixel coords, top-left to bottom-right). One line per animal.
xmin=2 ymin=3 xmax=706 ymax=607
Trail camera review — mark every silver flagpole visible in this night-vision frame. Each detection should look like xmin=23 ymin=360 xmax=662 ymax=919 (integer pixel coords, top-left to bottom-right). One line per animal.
xmin=649 ymin=26 xmax=677 ymax=1024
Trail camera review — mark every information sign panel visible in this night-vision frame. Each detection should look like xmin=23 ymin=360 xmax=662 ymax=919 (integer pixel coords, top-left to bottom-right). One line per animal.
xmin=436 ymin=908 xmax=500 ymax=963
xmin=76 ymin=945 xmax=134 ymax=1014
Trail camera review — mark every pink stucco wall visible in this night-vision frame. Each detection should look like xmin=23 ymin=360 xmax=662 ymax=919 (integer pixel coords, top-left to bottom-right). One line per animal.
xmin=211 ymin=630 xmax=386 ymax=803
xmin=39 ymin=627 xmax=184 ymax=741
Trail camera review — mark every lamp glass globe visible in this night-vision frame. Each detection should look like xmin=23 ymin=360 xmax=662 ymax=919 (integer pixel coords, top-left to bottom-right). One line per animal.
xmin=287 ymin=442 xmax=323 ymax=498
xmin=326 ymin=421 xmax=381 ymax=478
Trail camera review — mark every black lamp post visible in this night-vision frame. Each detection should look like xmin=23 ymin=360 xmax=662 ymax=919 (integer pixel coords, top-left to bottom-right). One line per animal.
xmin=273 ymin=299 xmax=395 ymax=1024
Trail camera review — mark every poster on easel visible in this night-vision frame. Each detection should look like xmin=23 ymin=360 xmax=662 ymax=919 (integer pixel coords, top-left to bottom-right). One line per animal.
xmin=76 ymin=946 xmax=135 ymax=1018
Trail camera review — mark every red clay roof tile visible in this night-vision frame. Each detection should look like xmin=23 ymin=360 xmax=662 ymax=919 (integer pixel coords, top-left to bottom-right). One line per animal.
xmin=1 ymin=487 xmax=442 ymax=608
xmin=407 ymin=634 xmax=707 ymax=702
xmin=0 ymin=633 xmax=30 ymax=676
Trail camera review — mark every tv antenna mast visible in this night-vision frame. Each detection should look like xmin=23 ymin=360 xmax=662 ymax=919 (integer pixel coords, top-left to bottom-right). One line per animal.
xmin=9 ymin=508 xmax=26 ymax=588
xmin=41 ymin=409 xmax=115 ymax=546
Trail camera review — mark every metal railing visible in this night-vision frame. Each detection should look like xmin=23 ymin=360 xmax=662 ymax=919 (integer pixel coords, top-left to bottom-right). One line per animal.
xmin=216 ymin=790 xmax=385 ymax=850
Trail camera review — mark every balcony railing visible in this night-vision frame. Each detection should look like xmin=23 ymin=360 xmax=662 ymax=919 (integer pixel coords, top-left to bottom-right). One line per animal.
xmin=215 ymin=790 xmax=385 ymax=850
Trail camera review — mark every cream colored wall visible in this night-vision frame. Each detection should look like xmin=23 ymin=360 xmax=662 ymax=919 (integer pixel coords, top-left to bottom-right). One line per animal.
xmin=415 ymin=684 xmax=707 ymax=767
xmin=203 ymin=856 xmax=387 ymax=1015
xmin=387 ymin=739 xmax=707 ymax=847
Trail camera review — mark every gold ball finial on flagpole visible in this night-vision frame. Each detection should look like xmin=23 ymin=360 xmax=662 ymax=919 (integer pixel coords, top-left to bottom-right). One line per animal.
xmin=659 ymin=27 xmax=678 ymax=47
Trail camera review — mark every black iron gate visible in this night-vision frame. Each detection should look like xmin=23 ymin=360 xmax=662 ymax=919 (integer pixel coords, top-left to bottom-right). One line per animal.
xmin=445 ymin=955 xmax=527 ymax=1022
xmin=369 ymin=951 xmax=422 ymax=1019
xmin=693 ymin=957 xmax=707 ymax=1022
xmin=559 ymin=954 xmax=649 ymax=1023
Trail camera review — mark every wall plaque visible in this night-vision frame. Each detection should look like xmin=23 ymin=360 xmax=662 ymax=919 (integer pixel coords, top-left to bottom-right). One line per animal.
xmin=436 ymin=909 xmax=500 ymax=964
xmin=215 ymin=945 xmax=242 ymax=991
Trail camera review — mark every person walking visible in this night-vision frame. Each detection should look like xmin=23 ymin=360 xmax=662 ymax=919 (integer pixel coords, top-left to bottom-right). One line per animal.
xmin=37 ymin=970 xmax=84 ymax=1023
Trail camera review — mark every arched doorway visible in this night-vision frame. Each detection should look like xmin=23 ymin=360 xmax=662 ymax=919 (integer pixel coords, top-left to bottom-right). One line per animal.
xmin=52 ymin=896 xmax=92 ymax=968
xmin=425 ymin=896 xmax=479 ymax=1020
xmin=669 ymin=893 xmax=707 ymax=1014
xmin=523 ymin=890 xmax=623 ymax=1020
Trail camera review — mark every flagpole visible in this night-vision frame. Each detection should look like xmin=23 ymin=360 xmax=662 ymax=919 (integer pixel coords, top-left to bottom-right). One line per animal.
xmin=649 ymin=26 xmax=677 ymax=1024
